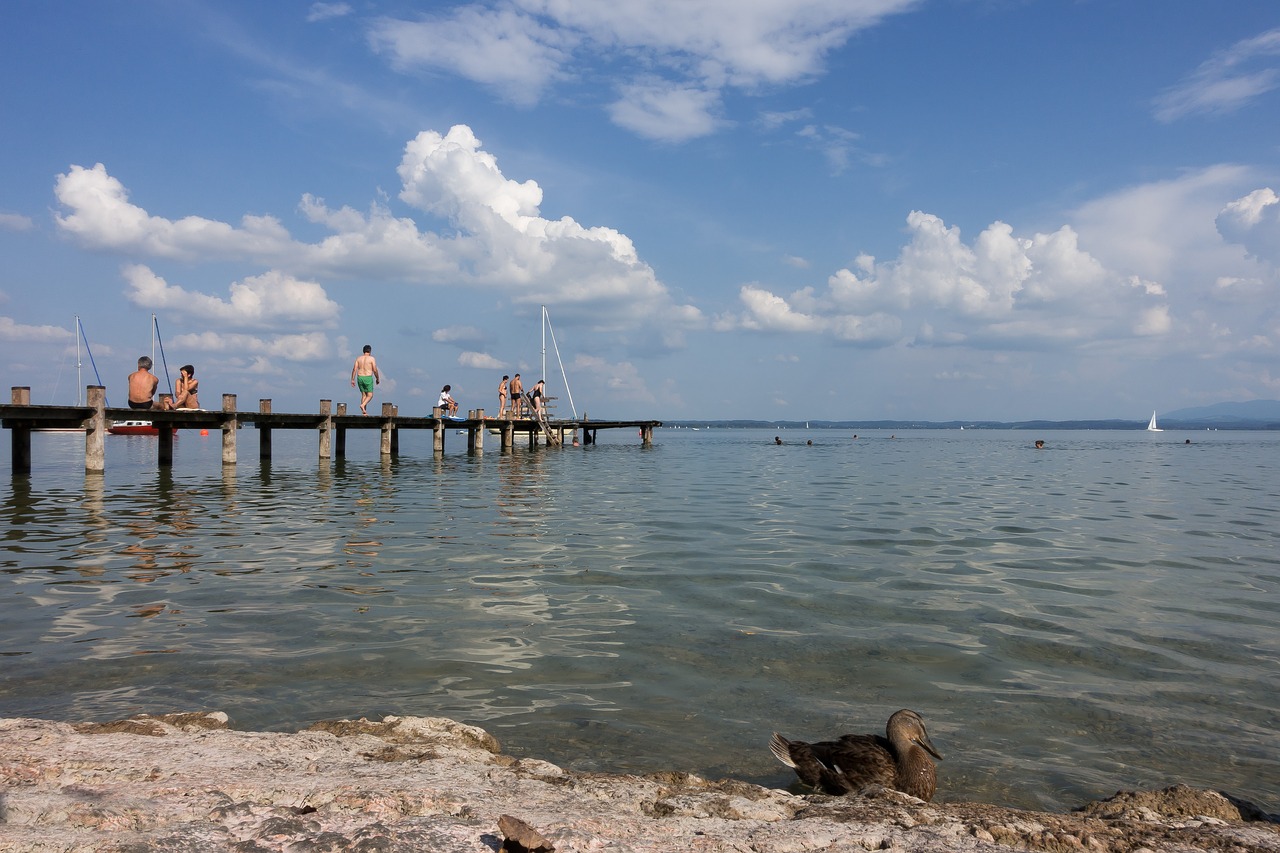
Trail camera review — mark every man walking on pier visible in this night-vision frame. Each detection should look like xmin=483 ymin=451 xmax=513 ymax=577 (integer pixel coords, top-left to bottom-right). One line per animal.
xmin=351 ymin=345 xmax=380 ymax=415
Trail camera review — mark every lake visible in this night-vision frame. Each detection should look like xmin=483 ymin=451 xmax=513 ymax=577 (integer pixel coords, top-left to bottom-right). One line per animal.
xmin=1 ymin=425 xmax=1277 ymax=813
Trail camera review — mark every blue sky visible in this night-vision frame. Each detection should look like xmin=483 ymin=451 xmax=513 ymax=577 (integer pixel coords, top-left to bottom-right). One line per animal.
xmin=2 ymin=1 xmax=1278 ymax=421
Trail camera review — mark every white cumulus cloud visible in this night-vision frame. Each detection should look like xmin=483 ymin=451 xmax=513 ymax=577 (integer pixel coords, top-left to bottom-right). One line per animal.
xmin=55 ymin=164 xmax=292 ymax=261
xmin=1217 ymin=187 xmax=1280 ymax=264
xmin=123 ymin=265 xmax=341 ymax=330
xmin=52 ymin=126 xmax=702 ymax=339
xmin=720 ymin=211 xmax=1169 ymax=350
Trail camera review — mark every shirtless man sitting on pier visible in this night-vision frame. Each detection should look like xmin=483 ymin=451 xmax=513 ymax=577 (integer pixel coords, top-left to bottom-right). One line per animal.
xmin=127 ymin=356 xmax=159 ymax=409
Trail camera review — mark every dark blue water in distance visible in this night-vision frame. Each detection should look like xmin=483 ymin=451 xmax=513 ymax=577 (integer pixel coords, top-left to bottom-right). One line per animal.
xmin=1 ymin=426 xmax=1277 ymax=813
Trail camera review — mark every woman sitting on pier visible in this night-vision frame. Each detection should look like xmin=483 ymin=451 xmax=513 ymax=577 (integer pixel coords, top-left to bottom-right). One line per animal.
xmin=168 ymin=365 xmax=199 ymax=410
xmin=437 ymin=384 xmax=459 ymax=416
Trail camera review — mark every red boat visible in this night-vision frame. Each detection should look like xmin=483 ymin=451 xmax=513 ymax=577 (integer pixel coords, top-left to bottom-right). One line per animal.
xmin=108 ymin=420 xmax=177 ymax=436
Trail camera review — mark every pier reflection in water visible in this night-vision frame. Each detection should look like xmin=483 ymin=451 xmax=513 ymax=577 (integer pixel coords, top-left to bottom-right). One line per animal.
xmin=1 ymin=427 xmax=1277 ymax=814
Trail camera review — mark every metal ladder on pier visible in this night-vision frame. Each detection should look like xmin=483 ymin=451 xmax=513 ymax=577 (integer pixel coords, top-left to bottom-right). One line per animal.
xmin=525 ymin=393 xmax=561 ymax=446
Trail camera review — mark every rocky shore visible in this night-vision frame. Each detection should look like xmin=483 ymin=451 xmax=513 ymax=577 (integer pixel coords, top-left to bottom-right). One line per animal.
xmin=1 ymin=712 xmax=1276 ymax=852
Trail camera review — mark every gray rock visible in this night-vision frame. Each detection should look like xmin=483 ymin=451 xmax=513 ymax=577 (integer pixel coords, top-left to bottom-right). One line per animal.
xmin=1 ymin=713 xmax=1276 ymax=852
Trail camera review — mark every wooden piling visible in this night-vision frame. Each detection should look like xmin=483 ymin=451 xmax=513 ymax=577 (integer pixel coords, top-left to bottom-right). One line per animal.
xmin=319 ymin=399 xmax=332 ymax=459
xmin=259 ymin=399 xmax=272 ymax=460
xmin=221 ymin=394 xmax=237 ymax=466
xmin=158 ymin=422 xmax=174 ymax=467
xmin=9 ymin=388 xmax=31 ymax=475
xmin=469 ymin=408 xmax=485 ymax=453
xmin=334 ymin=402 xmax=346 ymax=459
xmin=380 ymin=402 xmax=394 ymax=456
xmin=86 ymin=386 xmax=106 ymax=474
xmin=432 ymin=406 xmax=445 ymax=453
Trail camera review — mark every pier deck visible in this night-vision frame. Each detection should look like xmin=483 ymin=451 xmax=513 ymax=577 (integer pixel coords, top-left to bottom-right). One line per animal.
xmin=2 ymin=386 xmax=660 ymax=476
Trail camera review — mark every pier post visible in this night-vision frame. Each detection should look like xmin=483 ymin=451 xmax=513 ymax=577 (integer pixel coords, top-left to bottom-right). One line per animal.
xmin=432 ymin=406 xmax=445 ymax=453
xmin=86 ymin=386 xmax=106 ymax=474
xmin=335 ymin=402 xmax=346 ymax=459
xmin=319 ymin=400 xmax=332 ymax=459
xmin=259 ymin=399 xmax=272 ymax=460
xmin=469 ymin=408 xmax=485 ymax=453
xmin=641 ymin=425 xmax=653 ymax=446
xmin=500 ymin=421 xmax=514 ymax=451
xmin=335 ymin=399 xmax=345 ymax=455
xmin=380 ymin=402 xmax=394 ymax=456
xmin=158 ymin=422 xmax=174 ymax=467
xmin=9 ymin=387 xmax=31 ymax=475
xmin=221 ymin=394 xmax=237 ymax=466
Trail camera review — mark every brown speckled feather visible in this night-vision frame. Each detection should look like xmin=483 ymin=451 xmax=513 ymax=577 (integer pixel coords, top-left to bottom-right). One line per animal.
xmin=769 ymin=709 xmax=942 ymax=801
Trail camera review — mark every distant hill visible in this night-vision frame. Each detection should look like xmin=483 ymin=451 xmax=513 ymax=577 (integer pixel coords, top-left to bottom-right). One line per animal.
xmin=663 ymin=400 xmax=1280 ymax=431
xmin=1161 ymin=400 xmax=1280 ymax=423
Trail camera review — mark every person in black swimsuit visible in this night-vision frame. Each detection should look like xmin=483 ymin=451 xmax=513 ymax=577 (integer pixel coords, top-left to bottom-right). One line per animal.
xmin=530 ymin=379 xmax=545 ymax=416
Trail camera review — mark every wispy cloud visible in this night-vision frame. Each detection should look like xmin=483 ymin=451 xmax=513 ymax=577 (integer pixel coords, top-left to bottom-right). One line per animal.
xmin=306 ymin=3 xmax=351 ymax=24
xmin=0 ymin=316 xmax=72 ymax=343
xmin=368 ymin=6 xmax=573 ymax=107
xmin=1154 ymin=27 xmax=1280 ymax=121
xmin=0 ymin=212 xmax=34 ymax=231
xmin=367 ymin=0 xmax=922 ymax=140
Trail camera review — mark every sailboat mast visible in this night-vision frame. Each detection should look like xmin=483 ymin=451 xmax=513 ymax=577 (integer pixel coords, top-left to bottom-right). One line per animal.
xmin=74 ymin=315 xmax=82 ymax=406
xmin=540 ymin=306 xmax=577 ymax=418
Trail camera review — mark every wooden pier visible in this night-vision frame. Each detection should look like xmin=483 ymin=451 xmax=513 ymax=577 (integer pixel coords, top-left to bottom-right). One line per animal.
xmin=1 ymin=386 xmax=661 ymax=476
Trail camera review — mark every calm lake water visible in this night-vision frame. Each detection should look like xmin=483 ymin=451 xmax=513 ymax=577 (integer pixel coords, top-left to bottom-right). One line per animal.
xmin=1 ymin=426 xmax=1277 ymax=813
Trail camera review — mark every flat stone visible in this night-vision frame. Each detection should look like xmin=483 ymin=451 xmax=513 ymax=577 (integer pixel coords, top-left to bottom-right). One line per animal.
xmin=0 ymin=714 xmax=1276 ymax=852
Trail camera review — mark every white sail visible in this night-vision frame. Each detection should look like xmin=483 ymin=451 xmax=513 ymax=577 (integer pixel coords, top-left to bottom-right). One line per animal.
xmin=1146 ymin=411 xmax=1162 ymax=432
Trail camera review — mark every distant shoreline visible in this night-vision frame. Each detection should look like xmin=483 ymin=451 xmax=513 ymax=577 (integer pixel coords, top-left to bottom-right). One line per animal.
xmin=662 ymin=419 xmax=1280 ymax=431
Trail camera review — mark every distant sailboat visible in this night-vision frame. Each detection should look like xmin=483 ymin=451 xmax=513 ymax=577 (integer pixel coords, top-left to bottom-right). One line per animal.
xmin=36 ymin=316 xmax=102 ymax=433
xmin=1146 ymin=411 xmax=1162 ymax=432
xmin=109 ymin=314 xmax=176 ymax=436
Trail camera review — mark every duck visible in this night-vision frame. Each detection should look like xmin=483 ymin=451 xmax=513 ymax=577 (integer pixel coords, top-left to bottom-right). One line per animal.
xmin=769 ymin=708 xmax=942 ymax=801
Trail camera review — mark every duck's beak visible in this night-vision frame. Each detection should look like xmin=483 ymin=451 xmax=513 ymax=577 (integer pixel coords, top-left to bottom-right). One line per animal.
xmin=917 ymin=732 xmax=943 ymax=760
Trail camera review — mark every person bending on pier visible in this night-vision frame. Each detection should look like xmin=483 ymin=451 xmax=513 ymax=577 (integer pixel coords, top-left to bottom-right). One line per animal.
xmin=438 ymin=384 xmax=459 ymax=415
xmin=127 ymin=356 xmax=159 ymax=409
xmin=529 ymin=379 xmax=546 ymax=417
